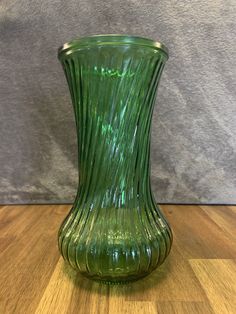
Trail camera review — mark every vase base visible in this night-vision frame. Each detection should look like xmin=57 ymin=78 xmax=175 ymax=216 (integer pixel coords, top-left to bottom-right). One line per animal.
xmin=64 ymin=248 xmax=172 ymax=284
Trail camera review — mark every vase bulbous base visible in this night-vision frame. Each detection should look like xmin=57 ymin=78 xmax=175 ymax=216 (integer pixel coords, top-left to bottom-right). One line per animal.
xmin=58 ymin=203 xmax=172 ymax=284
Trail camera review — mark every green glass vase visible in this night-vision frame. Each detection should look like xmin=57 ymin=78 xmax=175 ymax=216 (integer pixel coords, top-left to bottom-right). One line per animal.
xmin=57 ymin=35 xmax=172 ymax=283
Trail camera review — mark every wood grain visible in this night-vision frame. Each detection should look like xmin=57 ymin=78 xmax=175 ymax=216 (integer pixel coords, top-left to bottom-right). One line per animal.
xmin=190 ymin=259 xmax=236 ymax=314
xmin=0 ymin=205 xmax=235 ymax=314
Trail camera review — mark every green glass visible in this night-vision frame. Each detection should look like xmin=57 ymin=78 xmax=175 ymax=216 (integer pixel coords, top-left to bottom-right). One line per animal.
xmin=57 ymin=35 xmax=172 ymax=283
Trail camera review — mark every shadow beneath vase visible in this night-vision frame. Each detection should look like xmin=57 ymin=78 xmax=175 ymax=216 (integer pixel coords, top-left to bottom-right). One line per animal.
xmin=62 ymin=256 xmax=172 ymax=296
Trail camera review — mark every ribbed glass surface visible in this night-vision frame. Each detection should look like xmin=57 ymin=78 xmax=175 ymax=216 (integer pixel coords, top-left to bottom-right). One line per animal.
xmin=58 ymin=35 xmax=172 ymax=283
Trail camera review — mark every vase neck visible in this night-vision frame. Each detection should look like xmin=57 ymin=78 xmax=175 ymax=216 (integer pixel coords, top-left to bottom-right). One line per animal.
xmin=61 ymin=45 xmax=166 ymax=208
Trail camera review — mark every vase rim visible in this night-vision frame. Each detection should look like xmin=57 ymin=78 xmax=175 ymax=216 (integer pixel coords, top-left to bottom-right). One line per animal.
xmin=58 ymin=34 xmax=169 ymax=59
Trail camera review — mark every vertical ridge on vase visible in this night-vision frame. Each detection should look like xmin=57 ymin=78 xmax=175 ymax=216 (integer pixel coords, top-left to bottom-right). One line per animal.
xmin=59 ymin=59 xmax=79 ymax=264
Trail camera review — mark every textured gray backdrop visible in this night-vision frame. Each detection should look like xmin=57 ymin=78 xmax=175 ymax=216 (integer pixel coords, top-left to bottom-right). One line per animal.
xmin=0 ymin=0 xmax=236 ymax=204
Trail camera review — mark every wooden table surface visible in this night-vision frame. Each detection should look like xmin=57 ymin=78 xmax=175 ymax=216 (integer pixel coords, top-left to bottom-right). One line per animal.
xmin=0 ymin=204 xmax=235 ymax=314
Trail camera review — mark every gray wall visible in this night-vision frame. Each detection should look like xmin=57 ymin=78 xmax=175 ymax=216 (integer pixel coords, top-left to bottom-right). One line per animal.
xmin=0 ymin=0 xmax=236 ymax=204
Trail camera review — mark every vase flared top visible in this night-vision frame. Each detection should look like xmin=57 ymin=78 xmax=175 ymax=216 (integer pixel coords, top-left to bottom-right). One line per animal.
xmin=58 ymin=34 xmax=169 ymax=59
